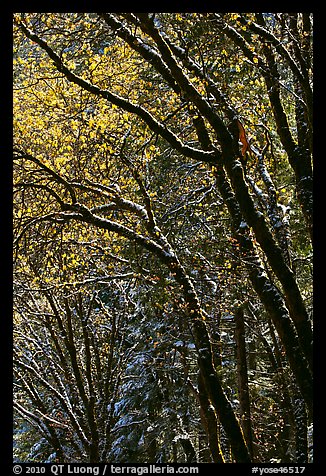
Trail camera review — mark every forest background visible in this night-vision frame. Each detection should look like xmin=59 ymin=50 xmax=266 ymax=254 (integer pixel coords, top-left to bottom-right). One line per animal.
xmin=13 ymin=12 xmax=313 ymax=464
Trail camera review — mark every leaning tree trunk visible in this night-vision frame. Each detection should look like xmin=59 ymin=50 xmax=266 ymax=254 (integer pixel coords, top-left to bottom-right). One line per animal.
xmin=213 ymin=165 xmax=313 ymax=418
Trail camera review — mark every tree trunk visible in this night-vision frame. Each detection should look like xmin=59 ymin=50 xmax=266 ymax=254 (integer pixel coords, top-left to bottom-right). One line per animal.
xmin=234 ymin=305 xmax=254 ymax=460
xmin=197 ymin=372 xmax=225 ymax=463
xmin=214 ymin=165 xmax=313 ymax=417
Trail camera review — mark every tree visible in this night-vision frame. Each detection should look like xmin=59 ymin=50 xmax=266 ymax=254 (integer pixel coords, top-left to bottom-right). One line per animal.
xmin=13 ymin=12 xmax=313 ymax=463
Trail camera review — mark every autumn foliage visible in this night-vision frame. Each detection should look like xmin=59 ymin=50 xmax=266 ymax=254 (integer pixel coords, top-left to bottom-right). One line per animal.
xmin=13 ymin=13 xmax=313 ymax=464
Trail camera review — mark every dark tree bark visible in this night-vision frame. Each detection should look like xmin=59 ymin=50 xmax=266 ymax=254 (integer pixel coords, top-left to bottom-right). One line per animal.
xmin=197 ymin=372 xmax=225 ymax=463
xmin=234 ymin=306 xmax=254 ymax=460
xmin=214 ymin=165 xmax=312 ymax=417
